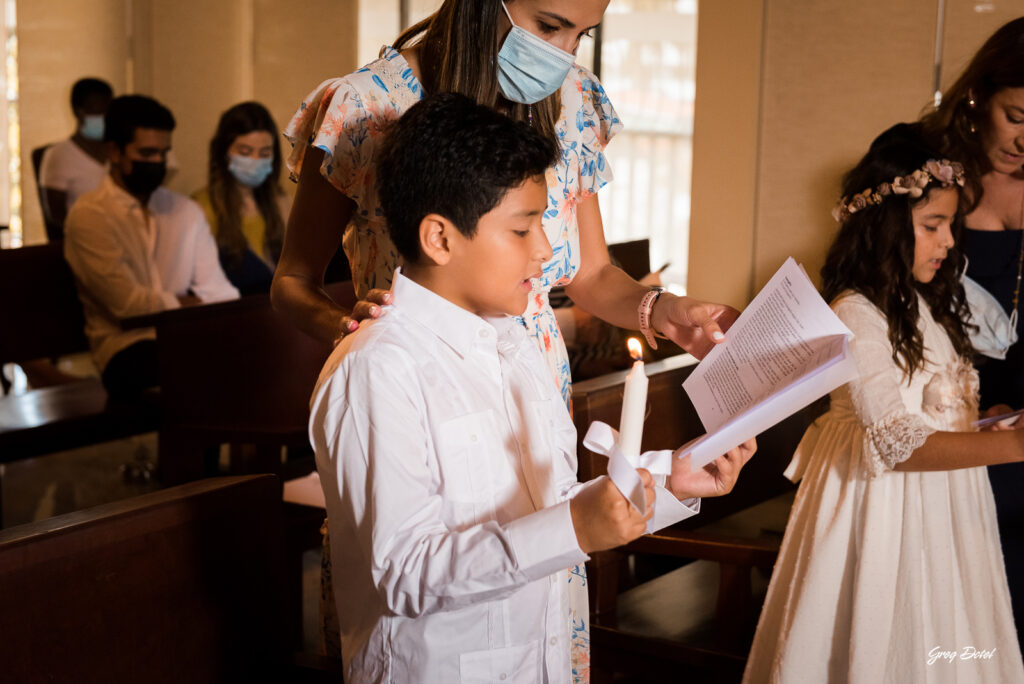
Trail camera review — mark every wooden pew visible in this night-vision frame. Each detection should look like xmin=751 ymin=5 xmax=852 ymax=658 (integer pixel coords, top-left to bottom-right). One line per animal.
xmin=0 ymin=242 xmax=159 ymax=460
xmin=571 ymin=354 xmax=823 ymax=683
xmin=0 ymin=474 xmax=331 ymax=683
xmin=132 ymin=281 xmax=357 ymax=485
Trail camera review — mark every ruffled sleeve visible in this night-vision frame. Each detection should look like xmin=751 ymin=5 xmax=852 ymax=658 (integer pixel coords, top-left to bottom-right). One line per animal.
xmin=832 ymin=293 xmax=936 ymax=476
xmin=284 ymin=78 xmax=365 ymax=195
xmin=864 ymin=412 xmax=935 ymax=476
xmin=283 ymin=50 xmax=424 ymax=205
xmin=571 ymin=65 xmax=623 ymax=198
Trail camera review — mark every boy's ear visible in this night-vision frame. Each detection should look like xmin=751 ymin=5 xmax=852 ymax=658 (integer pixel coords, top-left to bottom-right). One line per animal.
xmin=418 ymin=213 xmax=457 ymax=266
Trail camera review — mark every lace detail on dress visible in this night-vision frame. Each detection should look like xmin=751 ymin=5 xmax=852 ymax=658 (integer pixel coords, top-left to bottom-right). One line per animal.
xmin=865 ymin=412 xmax=935 ymax=475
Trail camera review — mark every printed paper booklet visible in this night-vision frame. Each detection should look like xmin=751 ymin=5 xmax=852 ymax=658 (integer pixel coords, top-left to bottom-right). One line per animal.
xmin=680 ymin=257 xmax=857 ymax=469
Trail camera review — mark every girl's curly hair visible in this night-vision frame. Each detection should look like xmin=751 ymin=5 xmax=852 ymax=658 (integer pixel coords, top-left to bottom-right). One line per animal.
xmin=822 ymin=123 xmax=974 ymax=377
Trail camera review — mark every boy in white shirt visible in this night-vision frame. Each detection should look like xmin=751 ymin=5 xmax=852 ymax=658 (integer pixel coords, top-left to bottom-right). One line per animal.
xmin=309 ymin=93 xmax=753 ymax=684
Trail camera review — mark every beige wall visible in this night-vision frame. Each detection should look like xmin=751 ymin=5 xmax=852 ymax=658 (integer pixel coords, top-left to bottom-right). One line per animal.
xmin=16 ymin=0 xmax=358 ymax=244
xmin=940 ymin=4 xmax=1023 ymax=93
xmin=143 ymin=0 xmax=252 ymax=198
xmin=688 ymin=1 xmax=1021 ymax=308
xmin=686 ymin=0 xmax=764 ymax=307
xmin=17 ymin=0 xmax=131 ymax=244
xmin=752 ymin=0 xmax=937 ymax=291
xmin=254 ymin=0 xmax=359 ymax=169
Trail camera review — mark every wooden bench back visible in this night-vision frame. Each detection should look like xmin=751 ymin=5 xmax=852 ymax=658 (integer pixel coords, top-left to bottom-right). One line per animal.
xmin=0 ymin=475 xmax=288 ymax=683
xmin=157 ymin=281 xmax=357 ymax=434
xmin=0 ymin=241 xmax=88 ymax=364
xmin=572 ymin=354 xmax=819 ymax=525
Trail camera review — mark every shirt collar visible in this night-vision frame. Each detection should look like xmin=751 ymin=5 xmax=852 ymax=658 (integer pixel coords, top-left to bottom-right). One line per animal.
xmin=389 ymin=268 xmax=528 ymax=358
xmin=100 ymin=173 xmax=160 ymax=211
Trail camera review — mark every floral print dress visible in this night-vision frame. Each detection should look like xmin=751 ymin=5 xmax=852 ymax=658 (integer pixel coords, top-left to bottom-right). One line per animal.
xmin=285 ymin=46 xmax=622 ymax=683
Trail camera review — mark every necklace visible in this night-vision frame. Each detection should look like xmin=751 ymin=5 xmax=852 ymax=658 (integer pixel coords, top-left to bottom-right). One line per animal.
xmin=1011 ymin=185 xmax=1024 ymax=316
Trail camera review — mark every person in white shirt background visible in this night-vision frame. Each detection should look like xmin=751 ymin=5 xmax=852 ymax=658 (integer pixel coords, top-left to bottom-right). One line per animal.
xmin=309 ymin=92 xmax=755 ymax=684
xmin=38 ymin=77 xmax=113 ymax=237
xmin=64 ymin=95 xmax=238 ymax=398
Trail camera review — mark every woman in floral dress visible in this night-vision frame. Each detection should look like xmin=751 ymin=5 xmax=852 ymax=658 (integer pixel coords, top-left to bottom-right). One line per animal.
xmin=272 ymin=2 xmax=739 ymax=680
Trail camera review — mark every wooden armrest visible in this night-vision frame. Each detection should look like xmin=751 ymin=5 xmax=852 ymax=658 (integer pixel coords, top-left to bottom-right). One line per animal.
xmin=624 ymin=528 xmax=780 ymax=567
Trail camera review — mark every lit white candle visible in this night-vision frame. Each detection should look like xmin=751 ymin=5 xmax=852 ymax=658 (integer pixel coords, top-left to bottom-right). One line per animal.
xmin=618 ymin=338 xmax=648 ymax=461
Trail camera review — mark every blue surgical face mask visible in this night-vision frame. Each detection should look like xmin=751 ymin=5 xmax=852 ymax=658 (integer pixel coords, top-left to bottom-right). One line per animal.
xmin=80 ymin=115 xmax=105 ymax=141
xmin=496 ymin=1 xmax=576 ymax=105
xmin=228 ymin=154 xmax=273 ymax=187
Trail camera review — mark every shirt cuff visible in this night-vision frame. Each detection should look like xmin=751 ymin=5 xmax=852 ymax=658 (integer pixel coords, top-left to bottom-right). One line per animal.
xmin=647 ymin=487 xmax=700 ymax=534
xmin=505 ymin=500 xmax=588 ymax=583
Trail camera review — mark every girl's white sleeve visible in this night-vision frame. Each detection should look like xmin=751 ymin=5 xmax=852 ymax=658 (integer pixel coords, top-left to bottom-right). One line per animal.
xmin=833 ymin=295 xmax=935 ymax=475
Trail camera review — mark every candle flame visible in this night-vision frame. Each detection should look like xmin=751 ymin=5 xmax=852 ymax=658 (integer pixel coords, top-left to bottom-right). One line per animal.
xmin=627 ymin=337 xmax=643 ymax=361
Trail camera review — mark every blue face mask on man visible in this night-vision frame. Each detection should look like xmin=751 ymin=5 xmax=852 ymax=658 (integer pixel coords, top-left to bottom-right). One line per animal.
xmin=228 ymin=154 xmax=273 ymax=188
xmin=80 ymin=114 xmax=105 ymax=141
xmin=496 ymin=1 xmax=576 ymax=105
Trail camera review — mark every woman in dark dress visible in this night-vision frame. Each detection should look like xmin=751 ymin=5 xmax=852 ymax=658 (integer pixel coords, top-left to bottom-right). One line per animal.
xmin=921 ymin=17 xmax=1024 ymax=650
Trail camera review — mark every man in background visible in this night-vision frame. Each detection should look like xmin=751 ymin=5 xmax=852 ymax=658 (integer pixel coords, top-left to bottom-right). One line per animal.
xmin=64 ymin=95 xmax=238 ymax=397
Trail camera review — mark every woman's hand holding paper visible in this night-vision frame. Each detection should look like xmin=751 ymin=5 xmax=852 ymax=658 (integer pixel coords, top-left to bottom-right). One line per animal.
xmin=650 ymin=293 xmax=739 ymax=360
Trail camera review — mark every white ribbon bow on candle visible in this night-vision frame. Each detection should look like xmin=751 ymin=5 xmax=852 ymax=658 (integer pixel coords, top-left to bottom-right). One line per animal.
xmin=582 ymin=421 xmax=700 ymax=534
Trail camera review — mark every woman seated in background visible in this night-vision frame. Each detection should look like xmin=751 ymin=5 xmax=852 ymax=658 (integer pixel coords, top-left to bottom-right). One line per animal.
xmin=194 ymin=102 xmax=289 ymax=295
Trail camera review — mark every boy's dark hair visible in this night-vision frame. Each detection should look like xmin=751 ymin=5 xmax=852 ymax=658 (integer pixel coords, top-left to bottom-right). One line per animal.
xmin=377 ymin=92 xmax=558 ymax=261
xmin=822 ymin=122 xmax=973 ymax=376
xmin=104 ymin=95 xmax=176 ymax=149
xmin=70 ymin=77 xmax=113 ymax=111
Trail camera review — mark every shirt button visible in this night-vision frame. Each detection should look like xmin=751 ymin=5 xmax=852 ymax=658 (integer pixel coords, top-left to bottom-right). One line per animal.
xmin=478 ymin=329 xmax=489 ymax=338
xmin=550 ymin=636 xmax=557 ymax=646
xmin=470 ymin=434 xmax=478 ymax=443
xmin=499 ymin=674 xmax=507 ymax=681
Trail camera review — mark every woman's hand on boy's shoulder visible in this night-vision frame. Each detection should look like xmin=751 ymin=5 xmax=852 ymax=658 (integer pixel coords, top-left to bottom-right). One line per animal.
xmin=668 ymin=438 xmax=756 ymax=500
xmin=334 ymin=288 xmax=393 ymax=346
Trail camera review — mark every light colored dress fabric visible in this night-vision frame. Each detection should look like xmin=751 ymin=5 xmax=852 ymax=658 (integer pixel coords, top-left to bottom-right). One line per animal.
xmin=743 ymin=292 xmax=1024 ymax=684
xmin=284 ymin=46 xmax=622 ymax=683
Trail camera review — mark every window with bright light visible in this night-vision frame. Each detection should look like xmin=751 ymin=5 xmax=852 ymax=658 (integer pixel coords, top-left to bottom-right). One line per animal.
xmin=597 ymin=0 xmax=697 ymax=292
xmin=1 ymin=0 xmax=17 ymax=248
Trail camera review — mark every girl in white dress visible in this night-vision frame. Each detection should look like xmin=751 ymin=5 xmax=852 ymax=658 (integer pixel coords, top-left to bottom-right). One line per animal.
xmin=743 ymin=124 xmax=1024 ymax=684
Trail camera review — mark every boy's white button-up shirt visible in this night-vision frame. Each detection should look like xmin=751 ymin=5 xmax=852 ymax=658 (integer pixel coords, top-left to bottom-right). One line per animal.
xmin=310 ymin=270 xmax=591 ymax=684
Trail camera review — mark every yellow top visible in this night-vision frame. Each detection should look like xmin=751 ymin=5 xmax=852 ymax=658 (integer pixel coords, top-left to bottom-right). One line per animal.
xmin=192 ymin=187 xmax=269 ymax=262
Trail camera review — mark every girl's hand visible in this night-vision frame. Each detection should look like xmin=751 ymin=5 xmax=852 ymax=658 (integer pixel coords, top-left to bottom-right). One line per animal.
xmin=333 ymin=289 xmax=393 ymax=346
xmin=669 ymin=438 xmax=757 ymax=499
xmin=981 ymin=404 xmax=1024 ymax=431
xmin=650 ymin=292 xmax=739 ymax=360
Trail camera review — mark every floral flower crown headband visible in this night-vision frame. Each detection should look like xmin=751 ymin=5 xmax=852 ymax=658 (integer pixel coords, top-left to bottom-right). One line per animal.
xmin=831 ymin=159 xmax=966 ymax=223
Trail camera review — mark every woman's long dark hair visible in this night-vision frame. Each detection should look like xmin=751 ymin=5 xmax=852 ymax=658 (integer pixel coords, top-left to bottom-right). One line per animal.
xmin=393 ymin=0 xmax=562 ymax=150
xmin=207 ymin=101 xmax=285 ymax=266
xmin=919 ymin=17 xmax=1024 ymax=210
xmin=821 ymin=123 xmax=974 ymax=377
